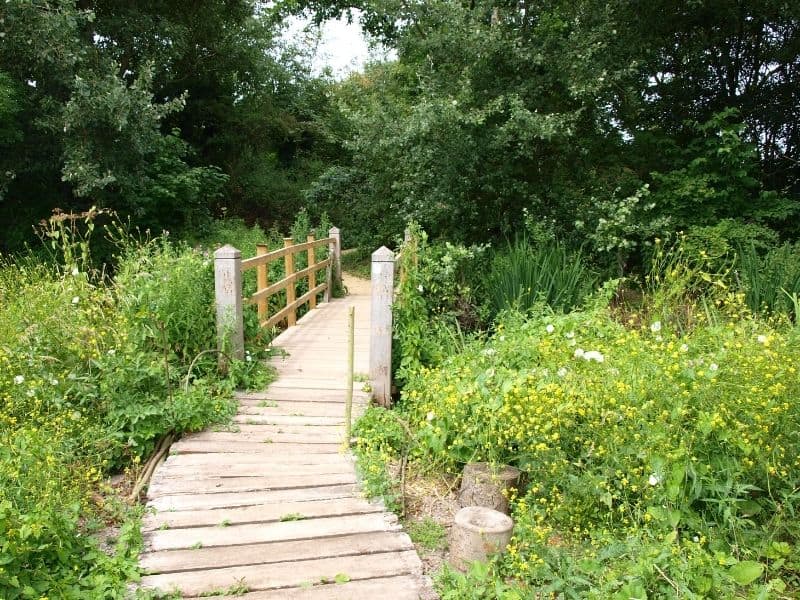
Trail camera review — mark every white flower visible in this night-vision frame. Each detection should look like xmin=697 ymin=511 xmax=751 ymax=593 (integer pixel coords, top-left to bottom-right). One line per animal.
xmin=557 ymin=367 xmax=568 ymax=377
xmin=482 ymin=348 xmax=496 ymax=356
xmin=565 ymin=331 xmax=575 ymax=339
xmin=545 ymin=324 xmax=555 ymax=334
xmin=417 ymin=284 xmax=424 ymax=293
xmin=107 ymin=349 xmax=115 ymax=356
xmin=648 ymin=474 xmax=661 ymax=486
xmin=50 ymin=378 xmax=58 ymax=386
xmin=26 ymin=389 xmax=35 ymax=397
xmin=693 ymin=535 xmax=700 ymax=543
xmin=574 ymin=348 xmax=585 ymax=358
xmin=71 ymin=296 xmax=79 ymax=305
xmin=245 ymin=355 xmax=252 ymax=362
xmin=680 ymin=344 xmax=688 ymax=353
xmin=709 ymin=363 xmax=718 ymax=371
xmin=426 ymin=411 xmax=435 ymax=421
xmin=583 ymin=350 xmax=605 ymax=363
xmin=14 ymin=375 xmax=24 ymax=385
xmin=650 ymin=321 xmax=662 ymax=332
xmin=71 ymin=266 xmax=79 ymax=276
xmin=757 ymin=334 xmax=767 ymax=344
xmin=498 ymin=335 xmax=505 ymax=342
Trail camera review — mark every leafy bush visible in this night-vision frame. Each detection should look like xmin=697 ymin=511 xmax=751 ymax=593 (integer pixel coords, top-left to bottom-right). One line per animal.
xmin=393 ymin=223 xmax=487 ymax=384
xmin=0 ymin=220 xmax=270 ymax=598
xmin=394 ymin=303 xmax=800 ymax=596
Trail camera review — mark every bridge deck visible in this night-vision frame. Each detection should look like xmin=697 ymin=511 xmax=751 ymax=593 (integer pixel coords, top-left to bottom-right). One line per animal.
xmin=139 ymin=276 xmax=433 ymax=598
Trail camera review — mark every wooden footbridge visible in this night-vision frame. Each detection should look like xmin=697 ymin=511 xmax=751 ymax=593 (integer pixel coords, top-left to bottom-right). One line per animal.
xmin=138 ymin=233 xmax=433 ymax=598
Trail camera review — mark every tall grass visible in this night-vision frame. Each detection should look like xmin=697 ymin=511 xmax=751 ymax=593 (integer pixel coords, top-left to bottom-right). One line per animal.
xmin=485 ymin=239 xmax=595 ymax=317
xmin=736 ymin=243 xmax=800 ymax=321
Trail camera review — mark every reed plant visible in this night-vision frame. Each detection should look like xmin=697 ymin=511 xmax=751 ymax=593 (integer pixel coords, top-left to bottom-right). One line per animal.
xmin=485 ymin=238 xmax=595 ymax=318
xmin=736 ymin=243 xmax=800 ymax=322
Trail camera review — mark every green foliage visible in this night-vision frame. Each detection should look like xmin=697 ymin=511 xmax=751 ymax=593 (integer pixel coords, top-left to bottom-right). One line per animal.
xmin=393 ymin=223 xmax=486 ymax=383
xmin=406 ymin=517 xmax=447 ymax=551
xmin=357 ymin=244 xmax=800 ymax=596
xmin=485 ymin=239 xmax=596 ymax=319
xmin=351 ymin=407 xmax=409 ymax=511
xmin=0 ymin=219 xmax=271 ymax=598
xmin=737 ymin=243 xmax=800 ymax=323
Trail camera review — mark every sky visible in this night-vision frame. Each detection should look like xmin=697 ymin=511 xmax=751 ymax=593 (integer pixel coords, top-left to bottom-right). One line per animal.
xmin=283 ymin=12 xmax=393 ymax=78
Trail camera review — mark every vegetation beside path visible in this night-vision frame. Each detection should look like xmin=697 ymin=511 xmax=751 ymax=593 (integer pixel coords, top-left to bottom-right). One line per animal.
xmin=353 ymin=227 xmax=800 ymax=598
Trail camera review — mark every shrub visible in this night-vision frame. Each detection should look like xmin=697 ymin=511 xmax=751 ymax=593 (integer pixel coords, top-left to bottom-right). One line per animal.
xmin=0 ymin=219 xmax=270 ymax=598
xmin=386 ymin=301 xmax=800 ymax=596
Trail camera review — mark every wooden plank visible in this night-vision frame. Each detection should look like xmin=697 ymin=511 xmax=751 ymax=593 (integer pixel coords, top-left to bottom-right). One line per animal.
xmin=284 ymin=237 xmax=296 ymax=327
xmin=144 ymin=512 xmax=400 ymax=552
xmin=188 ymin=576 xmax=428 ymax=600
xmin=153 ymin=461 xmax=353 ymax=481
xmin=161 ymin=452 xmax=352 ymax=468
xmin=148 ymin=472 xmax=356 ymax=497
xmin=247 ymin=260 xmax=330 ymax=306
xmin=180 ymin=430 xmax=343 ymax=444
xmin=140 ymin=550 xmax=422 ymax=596
xmin=140 ymin=531 xmax=413 ymax=575
xmin=142 ymin=497 xmax=383 ymax=531
xmin=208 ymin=423 xmax=344 ymax=435
xmin=235 ymin=390 xmax=370 ymax=402
xmin=232 ymin=413 xmax=353 ymax=425
xmin=262 ymin=282 xmax=327 ymax=329
xmin=169 ymin=440 xmax=342 ymax=454
xmin=147 ymin=484 xmax=360 ymax=512
xmin=307 ymin=234 xmax=317 ymax=310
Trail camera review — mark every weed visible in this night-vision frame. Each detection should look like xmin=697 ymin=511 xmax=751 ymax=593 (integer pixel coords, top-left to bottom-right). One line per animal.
xmin=406 ymin=517 xmax=447 ymax=551
xmin=279 ymin=513 xmax=305 ymax=521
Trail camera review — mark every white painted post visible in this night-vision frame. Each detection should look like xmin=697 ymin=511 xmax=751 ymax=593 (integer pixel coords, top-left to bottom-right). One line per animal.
xmin=370 ymin=246 xmax=395 ymax=407
xmin=329 ymin=226 xmax=342 ymax=293
xmin=214 ymin=245 xmax=244 ymax=370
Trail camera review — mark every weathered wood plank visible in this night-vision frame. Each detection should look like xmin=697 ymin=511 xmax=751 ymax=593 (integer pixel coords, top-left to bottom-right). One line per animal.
xmin=144 ymin=512 xmax=400 ymax=552
xmin=140 ymin=531 xmax=413 ymax=575
xmin=148 ymin=472 xmax=356 ymax=497
xmin=181 ymin=430 xmax=343 ymax=444
xmin=185 ymin=575 xmax=426 ymax=600
xmin=159 ymin=452 xmax=351 ymax=468
xmin=170 ymin=440 xmax=342 ymax=454
xmin=142 ymin=497 xmax=383 ymax=531
xmin=233 ymin=414 xmax=344 ymax=427
xmin=154 ymin=461 xmax=353 ymax=480
xmin=140 ymin=550 xmax=422 ymax=596
xmin=147 ymin=484 xmax=360 ymax=511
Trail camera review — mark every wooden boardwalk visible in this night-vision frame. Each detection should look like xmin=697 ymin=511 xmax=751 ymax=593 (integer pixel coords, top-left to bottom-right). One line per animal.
xmin=139 ymin=276 xmax=433 ymax=598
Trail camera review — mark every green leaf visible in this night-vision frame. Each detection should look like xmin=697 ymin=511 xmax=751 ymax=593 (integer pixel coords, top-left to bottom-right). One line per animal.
xmin=729 ymin=561 xmax=764 ymax=586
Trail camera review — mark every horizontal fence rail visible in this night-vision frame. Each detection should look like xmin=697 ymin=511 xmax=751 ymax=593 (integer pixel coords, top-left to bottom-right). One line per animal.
xmin=243 ymin=235 xmax=334 ymax=329
xmin=214 ymin=227 xmax=341 ymax=368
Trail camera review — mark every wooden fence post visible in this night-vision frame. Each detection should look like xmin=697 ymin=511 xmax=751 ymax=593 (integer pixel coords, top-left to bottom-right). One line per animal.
xmin=256 ymin=243 xmax=268 ymax=324
xmin=283 ymin=237 xmax=296 ymax=327
xmin=214 ymin=245 xmax=244 ymax=369
xmin=329 ymin=226 xmax=342 ymax=292
xmin=370 ymin=246 xmax=394 ymax=407
xmin=307 ymin=233 xmax=317 ymax=310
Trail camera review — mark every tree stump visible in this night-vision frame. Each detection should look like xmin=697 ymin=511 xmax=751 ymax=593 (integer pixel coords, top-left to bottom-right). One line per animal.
xmin=458 ymin=462 xmax=521 ymax=514
xmin=449 ymin=506 xmax=514 ymax=570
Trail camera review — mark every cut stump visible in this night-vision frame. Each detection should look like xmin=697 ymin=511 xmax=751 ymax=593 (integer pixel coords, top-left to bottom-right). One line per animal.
xmin=458 ymin=462 xmax=521 ymax=514
xmin=449 ymin=506 xmax=513 ymax=571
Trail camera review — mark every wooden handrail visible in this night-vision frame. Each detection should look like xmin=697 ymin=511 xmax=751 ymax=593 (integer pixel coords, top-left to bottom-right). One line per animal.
xmin=241 ymin=237 xmax=334 ymax=271
xmin=243 ymin=233 xmax=337 ymax=331
xmin=214 ymin=227 xmax=341 ymax=366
